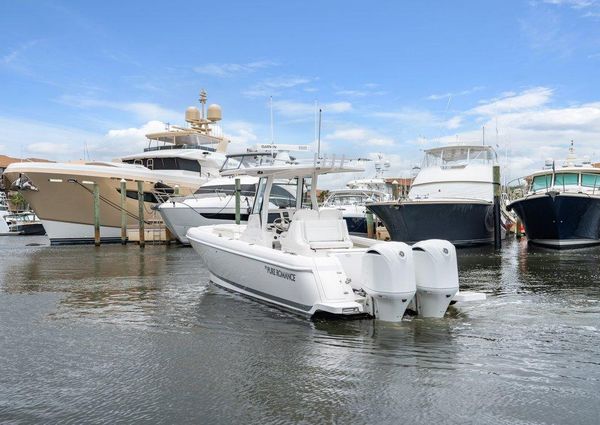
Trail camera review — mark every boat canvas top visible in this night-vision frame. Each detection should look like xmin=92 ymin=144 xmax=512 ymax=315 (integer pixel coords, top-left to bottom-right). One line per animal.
xmin=220 ymin=157 xmax=363 ymax=179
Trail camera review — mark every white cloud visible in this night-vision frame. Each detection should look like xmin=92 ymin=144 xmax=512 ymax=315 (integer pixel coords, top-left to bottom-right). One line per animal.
xmin=426 ymin=86 xmax=484 ymax=101
xmin=193 ymin=60 xmax=278 ymax=77
xmin=59 ymin=95 xmax=182 ymax=123
xmin=243 ymin=76 xmax=312 ymax=97
xmin=468 ymin=87 xmax=553 ymax=116
xmin=543 ymin=0 xmax=597 ymax=9
xmin=27 ymin=142 xmax=70 ymax=155
xmin=1 ymin=40 xmax=39 ymax=65
xmin=224 ymin=120 xmax=260 ymax=151
xmin=324 ymin=127 xmax=394 ymax=147
xmin=273 ymin=100 xmax=352 ymax=117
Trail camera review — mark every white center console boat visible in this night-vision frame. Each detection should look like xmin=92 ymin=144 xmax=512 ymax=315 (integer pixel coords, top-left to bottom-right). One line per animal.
xmin=187 ymin=157 xmax=485 ymax=322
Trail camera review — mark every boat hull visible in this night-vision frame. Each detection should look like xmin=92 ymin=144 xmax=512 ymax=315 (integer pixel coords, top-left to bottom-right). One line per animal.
xmin=368 ymin=200 xmax=494 ymax=246
xmin=508 ymin=193 xmax=600 ymax=248
xmin=3 ymin=167 xmax=201 ymax=245
xmin=158 ymin=203 xmax=249 ymax=244
xmin=343 ymin=215 xmax=367 ymax=235
xmin=187 ymin=227 xmax=364 ymax=317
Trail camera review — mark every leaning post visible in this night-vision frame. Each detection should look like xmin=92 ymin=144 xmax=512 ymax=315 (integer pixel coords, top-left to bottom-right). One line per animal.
xmin=493 ymin=165 xmax=502 ymax=249
xmin=120 ymin=179 xmax=127 ymax=245
xmin=235 ymin=178 xmax=241 ymax=225
xmin=93 ymin=182 xmax=101 ymax=246
xmin=137 ymin=180 xmax=145 ymax=248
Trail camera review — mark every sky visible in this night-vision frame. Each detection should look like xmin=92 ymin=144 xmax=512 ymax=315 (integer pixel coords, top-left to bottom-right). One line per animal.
xmin=1 ymin=0 xmax=600 ymax=184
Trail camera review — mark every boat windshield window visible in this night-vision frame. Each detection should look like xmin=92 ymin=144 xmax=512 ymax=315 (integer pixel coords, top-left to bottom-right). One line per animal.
xmin=252 ymin=178 xmax=268 ymax=215
xmin=532 ymin=174 xmax=552 ymax=191
xmin=469 ymin=148 xmax=495 ymax=165
xmin=554 ymin=173 xmax=578 ymax=187
xmin=269 ymin=181 xmax=297 ymax=208
xmin=330 ymin=194 xmax=367 ymax=206
xmin=581 ymin=173 xmax=600 ymax=188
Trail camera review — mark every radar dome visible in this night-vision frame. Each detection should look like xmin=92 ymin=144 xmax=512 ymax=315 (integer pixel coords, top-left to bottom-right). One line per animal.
xmin=185 ymin=106 xmax=201 ymax=123
xmin=207 ymin=104 xmax=222 ymax=122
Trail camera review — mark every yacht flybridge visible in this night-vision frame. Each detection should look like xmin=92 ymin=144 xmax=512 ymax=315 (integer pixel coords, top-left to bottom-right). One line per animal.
xmin=3 ymin=90 xmax=228 ymax=245
xmin=187 ymin=157 xmax=485 ymax=321
xmin=507 ymin=142 xmax=600 ymax=248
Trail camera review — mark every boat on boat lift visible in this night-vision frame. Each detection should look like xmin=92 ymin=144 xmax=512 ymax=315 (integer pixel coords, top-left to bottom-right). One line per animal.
xmin=187 ymin=156 xmax=485 ymax=322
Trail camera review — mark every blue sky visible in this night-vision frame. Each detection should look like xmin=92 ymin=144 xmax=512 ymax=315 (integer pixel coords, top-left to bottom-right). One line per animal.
xmin=1 ymin=0 xmax=600 ymax=181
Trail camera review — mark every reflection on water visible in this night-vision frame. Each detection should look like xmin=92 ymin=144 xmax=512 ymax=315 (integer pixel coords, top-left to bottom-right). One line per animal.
xmin=0 ymin=236 xmax=598 ymax=424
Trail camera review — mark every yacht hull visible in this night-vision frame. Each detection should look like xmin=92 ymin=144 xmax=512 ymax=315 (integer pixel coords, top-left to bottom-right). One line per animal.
xmin=343 ymin=215 xmax=367 ymax=235
xmin=3 ymin=165 xmax=201 ymax=245
xmin=368 ymin=200 xmax=494 ymax=247
xmin=508 ymin=193 xmax=600 ymax=248
xmin=187 ymin=226 xmax=365 ymax=317
xmin=158 ymin=202 xmax=248 ymax=244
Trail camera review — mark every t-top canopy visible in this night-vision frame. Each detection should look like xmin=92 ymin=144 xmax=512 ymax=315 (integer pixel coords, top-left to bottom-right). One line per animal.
xmin=220 ymin=157 xmax=363 ymax=179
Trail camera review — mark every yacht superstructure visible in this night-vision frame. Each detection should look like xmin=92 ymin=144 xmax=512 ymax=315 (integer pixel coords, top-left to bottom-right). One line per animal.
xmin=3 ymin=90 xmax=229 ymax=245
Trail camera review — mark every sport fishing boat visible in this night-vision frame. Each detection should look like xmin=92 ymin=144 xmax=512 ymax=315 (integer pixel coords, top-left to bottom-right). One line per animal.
xmin=368 ymin=145 xmax=498 ymax=246
xmin=3 ymin=90 xmax=229 ymax=245
xmin=322 ymin=154 xmax=391 ymax=235
xmin=187 ymin=156 xmax=485 ymax=321
xmin=507 ymin=142 xmax=600 ymax=248
xmin=157 ymin=145 xmax=307 ymax=244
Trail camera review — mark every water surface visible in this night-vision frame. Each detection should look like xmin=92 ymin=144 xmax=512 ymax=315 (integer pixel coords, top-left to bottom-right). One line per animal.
xmin=0 ymin=236 xmax=598 ymax=424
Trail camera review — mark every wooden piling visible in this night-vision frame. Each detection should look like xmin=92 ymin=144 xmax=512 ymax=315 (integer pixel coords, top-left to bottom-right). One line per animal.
xmin=137 ymin=181 xmax=145 ymax=248
xmin=493 ymin=165 xmax=502 ymax=249
xmin=120 ymin=179 xmax=127 ymax=245
xmin=366 ymin=210 xmax=375 ymax=239
xmin=93 ymin=183 xmax=100 ymax=246
xmin=235 ymin=178 xmax=241 ymax=225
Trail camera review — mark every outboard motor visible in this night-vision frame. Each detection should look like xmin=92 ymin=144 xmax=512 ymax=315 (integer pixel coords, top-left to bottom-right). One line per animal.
xmin=361 ymin=242 xmax=416 ymax=322
xmin=412 ymin=239 xmax=459 ymax=318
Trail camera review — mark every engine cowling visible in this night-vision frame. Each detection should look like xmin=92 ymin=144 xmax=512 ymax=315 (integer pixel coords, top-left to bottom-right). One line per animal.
xmin=361 ymin=242 xmax=416 ymax=322
xmin=412 ymin=239 xmax=459 ymax=318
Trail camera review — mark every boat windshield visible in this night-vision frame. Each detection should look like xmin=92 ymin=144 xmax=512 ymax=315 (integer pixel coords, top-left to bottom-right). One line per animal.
xmin=582 ymin=173 xmax=600 ymax=188
xmin=532 ymin=174 xmax=552 ymax=191
xmin=554 ymin=173 xmax=578 ymax=187
xmin=422 ymin=147 xmax=495 ymax=168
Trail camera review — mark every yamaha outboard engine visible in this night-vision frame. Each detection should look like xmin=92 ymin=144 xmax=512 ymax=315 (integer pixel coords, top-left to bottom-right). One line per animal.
xmin=412 ymin=239 xmax=459 ymax=318
xmin=361 ymin=242 xmax=416 ymax=322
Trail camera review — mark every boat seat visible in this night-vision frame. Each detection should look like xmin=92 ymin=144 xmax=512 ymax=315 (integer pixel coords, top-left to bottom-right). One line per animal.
xmin=280 ymin=208 xmax=353 ymax=254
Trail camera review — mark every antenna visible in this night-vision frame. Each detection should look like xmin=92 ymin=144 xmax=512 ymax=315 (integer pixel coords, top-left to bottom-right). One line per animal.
xmin=317 ymin=108 xmax=322 ymax=159
xmin=270 ymin=96 xmax=274 ymax=157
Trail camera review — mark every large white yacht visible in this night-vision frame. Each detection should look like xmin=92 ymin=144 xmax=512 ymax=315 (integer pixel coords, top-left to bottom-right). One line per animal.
xmin=368 ymin=145 xmax=498 ymax=246
xmin=186 ymin=156 xmax=485 ymax=321
xmin=0 ymin=192 xmax=11 ymax=234
xmin=3 ymin=91 xmax=229 ymax=245
xmin=157 ymin=145 xmax=306 ymax=244
xmin=322 ymin=154 xmax=391 ymax=234
xmin=507 ymin=142 xmax=600 ymax=248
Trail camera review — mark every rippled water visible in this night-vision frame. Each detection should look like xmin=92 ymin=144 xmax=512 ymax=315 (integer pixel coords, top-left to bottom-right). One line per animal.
xmin=0 ymin=236 xmax=598 ymax=424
